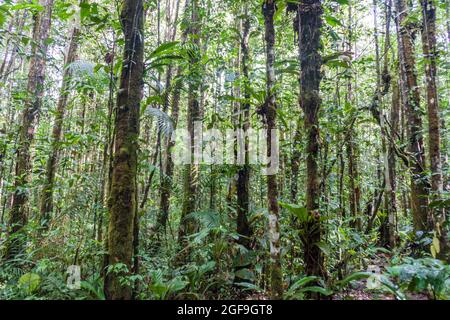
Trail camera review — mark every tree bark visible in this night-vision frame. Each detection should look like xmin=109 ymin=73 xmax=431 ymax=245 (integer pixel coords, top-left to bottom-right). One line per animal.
xmin=290 ymin=121 xmax=301 ymax=202
xmin=236 ymin=7 xmax=252 ymax=251
xmin=39 ymin=26 xmax=80 ymax=228
xmin=104 ymin=0 xmax=144 ymax=300
xmin=262 ymin=0 xmax=283 ymax=299
xmin=420 ymin=0 xmax=448 ymax=259
xmin=387 ymin=80 xmax=399 ymax=248
xmin=298 ymin=0 xmax=325 ymax=281
xmin=394 ymin=0 xmax=429 ymax=232
xmin=5 ymin=0 xmax=54 ymax=259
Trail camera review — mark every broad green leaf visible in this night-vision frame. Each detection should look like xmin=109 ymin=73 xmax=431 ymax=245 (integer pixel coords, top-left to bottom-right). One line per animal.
xmin=289 ymin=276 xmax=319 ymax=293
xmin=298 ymin=286 xmax=332 ymax=296
xmin=332 ymin=0 xmax=350 ymax=5
xmin=279 ymin=201 xmax=309 ymax=223
xmin=234 ymin=268 xmax=255 ymax=281
xmin=337 ymin=271 xmax=372 ymax=287
xmin=18 ymin=273 xmax=41 ymax=294
xmin=149 ymin=41 xmax=180 ymax=59
xmin=11 ymin=1 xmax=44 ymax=12
xmin=235 ymin=282 xmax=262 ymax=292
xmin=324 ymin=15 xmax=343 ymax=27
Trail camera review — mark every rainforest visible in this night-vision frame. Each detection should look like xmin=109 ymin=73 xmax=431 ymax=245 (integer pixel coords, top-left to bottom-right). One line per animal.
xmin=0 ymin=0 xmax=449 ymax=301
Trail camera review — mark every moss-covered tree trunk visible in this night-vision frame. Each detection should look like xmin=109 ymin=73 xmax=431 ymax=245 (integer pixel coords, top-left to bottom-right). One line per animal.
xmin=262 ymin=0 xmax=283 ymax=300
xmin=104 ymin=0 xmax=144 ymax=300
xmin=5 ymin=0 xmax=54 ymax=259
xmin=236 ymin=7 xmax=252 ymax=251
xmin=298 ymin=0 xmax=325 ymax=280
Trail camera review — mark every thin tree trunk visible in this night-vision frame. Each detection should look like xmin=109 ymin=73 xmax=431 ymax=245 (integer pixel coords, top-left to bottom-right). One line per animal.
xmin=5 ymin=0 xmax=54 ymax=259
xmin=177 ymin=0 xmax=201 ymax=258
xmin=236 ymin=7 xmax=252 ymax=251
xmin=39 ymin=26 xmax=80 ymax=228
xmin=0 ymin=12 xmax=26 ymax=83
xmin=383 ymin=0 xmax=397 ymax=248
xmin=156 ymin=0 xmax=183 ymax=232
xmin=346 ymin=3 xmax=360 ymax=228
xmin=387 ymin=80 xmax=399 ymax=248
xmin=290 ymin=121 xmax=301 ymax=202
xmin=99 ymin=36 xmax=117 ymax=263
xmin=159 ymin=66 xmax=182 ymax=231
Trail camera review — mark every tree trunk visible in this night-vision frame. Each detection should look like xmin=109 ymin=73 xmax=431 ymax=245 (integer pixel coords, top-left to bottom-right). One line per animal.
xmin=5 ymin=0 xmax=54 ymax=259
xmin=298 ymin=0 xmax=325 ymax=281
xmin=262 ymin=0 xmax=283 ymax=299
xmin=346 ymin=125 xmax=361 ymax=230
xmin=346 ymin=2 xmax=360 ymax=228
xmin=420 ymin=0 xmax=448 ymax=259
xmin=104 ymin=0 xmax=144 ymax=300
xmin=387 ymin=80 xmax=399 ymax=248
xmin=158 ymin=0 xmax=187 ymax=233
xmin=290 ymin=121 xmax=301 ymax=202
xmin=39 ymin=26 xmax=80 ymax=228
xmin=159 ymin=66 xmax=182 ymax=231
xmin=177 ymin=0 xmax=201 ymax=257
xmin=0 ymin=12 xmax=26 ymax=84
xmin=394 ymin=0 xmax=429 ymax=232
xmin=236 ymin=7 xmax=252 ymax=251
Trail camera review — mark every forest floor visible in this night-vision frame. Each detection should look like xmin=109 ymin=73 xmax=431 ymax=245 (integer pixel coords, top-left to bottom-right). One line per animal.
xmin=247 ymin=253 xmax=430 ymax=300
xmin=334 ymin=252 xmax=429 ymax=300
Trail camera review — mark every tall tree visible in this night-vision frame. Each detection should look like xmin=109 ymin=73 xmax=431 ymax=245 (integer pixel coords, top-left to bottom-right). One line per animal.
xmin=394 ymin=0 xmax=429 ymax=232
xmin=298 ymin=0 xmax=325 ymax=279
xmin=262 ymin=0 xmax=283 ymax=299
xmin=177 ymin=0 xmax=201 ymax=257
xmin=104 ymin=0 xmax=145 ymax=300
xmin=40 ymin=23 xmax=80 ymax=228
xmin=236 ymin=4 xmax=252 ymax=251
xmin=5 ymin=0 xmax=54 ymax=259
xmin=158 ymin=0 xmax=185 ymax=234
xmin=346 ymin=2 xmax=361 ymax=230
xmin=420 ymin=0 xmax=448 ymax=259
xmin=420 ymin=0 xmax=443 ymax=196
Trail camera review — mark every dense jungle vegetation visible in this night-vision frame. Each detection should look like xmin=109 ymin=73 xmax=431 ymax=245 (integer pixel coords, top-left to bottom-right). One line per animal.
xmin=0 ymin=0 xmax=449 ymax=300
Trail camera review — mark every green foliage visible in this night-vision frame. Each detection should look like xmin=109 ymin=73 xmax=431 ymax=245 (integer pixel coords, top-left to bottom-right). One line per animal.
xmin=386 ymin=258 xmax=450 ymax=300
xmin=80 ymin=275 xmax=105 ymax=300
xmin=18 ymin=273 xmax=41 ymax=294
xmin=337 ymin=271 xmax=372 ymax=287
xmin=148 ymin=270 xmax=188 ymax=300
xmin=0 ymin=0 xmax=448 ymax=302
xmin=285 ymin=275 xmax=332 ymax=299
xmin=279 ymin=202 xmax=309 ymax=223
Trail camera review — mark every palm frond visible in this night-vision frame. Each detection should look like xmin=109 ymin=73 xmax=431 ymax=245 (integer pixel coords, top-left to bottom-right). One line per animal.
xmin=144 ymin=107 xmax=174 ymax=137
